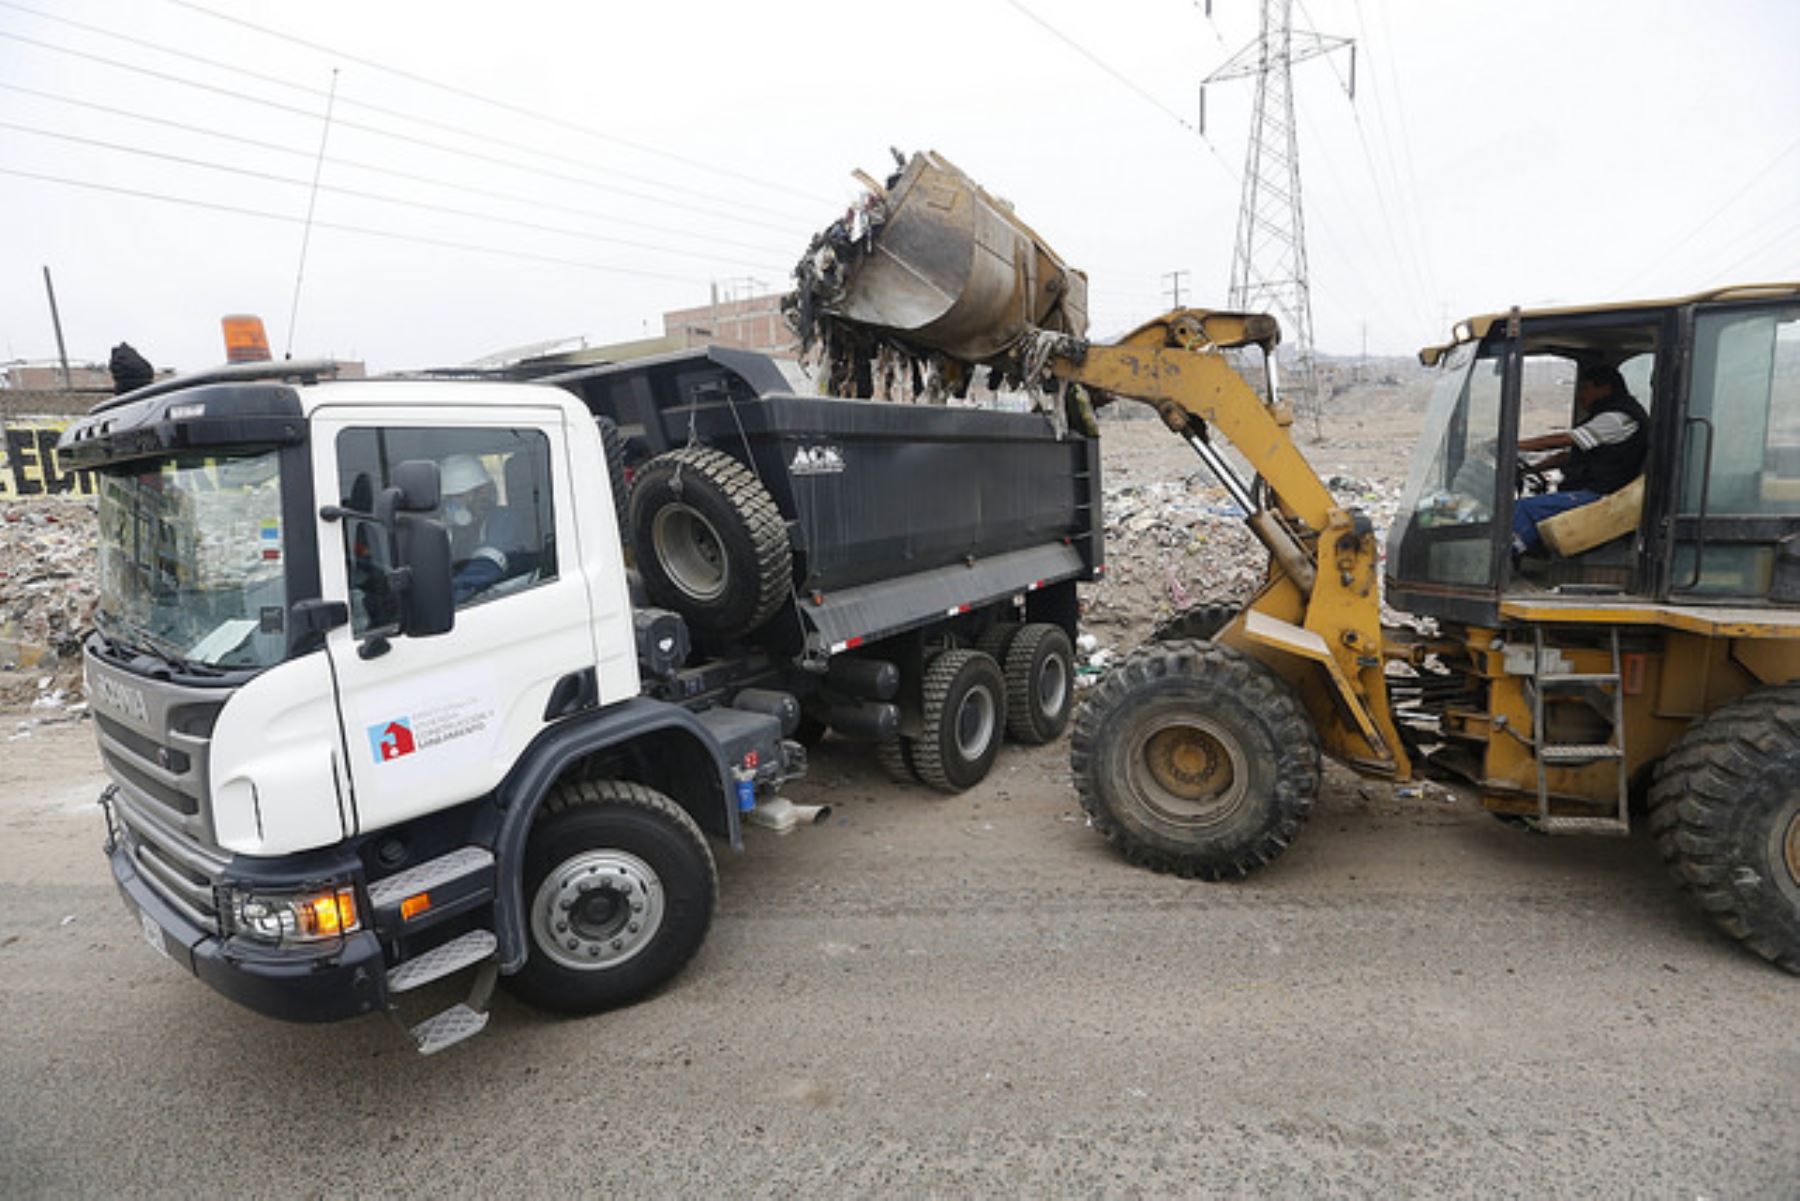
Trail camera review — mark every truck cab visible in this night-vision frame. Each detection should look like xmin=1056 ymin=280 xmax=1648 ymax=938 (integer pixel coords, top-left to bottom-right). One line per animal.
xmin=62 ymin=363 xmax=802 ymax=1051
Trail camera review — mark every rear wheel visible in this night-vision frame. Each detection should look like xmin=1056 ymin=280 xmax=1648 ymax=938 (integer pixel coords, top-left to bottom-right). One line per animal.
xmin=1649 ymin=686 xmax=1800 ymax=973
xmin=874 ymin=735 xmax=922 ymax=785
xmin=507 ymin=779 xmax=717 ymax=1013
xmin=1070 ymin=640 xmax=1319 ymax=879
xmin=1004 ymin=623 xmax=1074 ymax=745
xmin=912 ymin=649 xmax=1007 ymax=793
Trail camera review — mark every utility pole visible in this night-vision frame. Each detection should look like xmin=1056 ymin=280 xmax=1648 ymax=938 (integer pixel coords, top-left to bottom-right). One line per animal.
xmin=42 ymin=266 xmax=72 ymax=390
xmin=1163 ymin=269 xmax=1190 ymax=309
xmin=1201 ymin=0 xmax=1353 ymax=436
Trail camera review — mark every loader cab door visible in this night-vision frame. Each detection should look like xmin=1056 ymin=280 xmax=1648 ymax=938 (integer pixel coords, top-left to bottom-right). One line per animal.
xmin=1386 ymin=338 xmax=1515 ymax=623
xmin=1664 ymin=300 xmax=1800 ymax=602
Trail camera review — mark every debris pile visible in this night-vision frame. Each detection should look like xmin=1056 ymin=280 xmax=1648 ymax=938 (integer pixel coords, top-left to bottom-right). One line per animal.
xmin=1079 ymin=459 xmax=1406 ymax=650
xmin=0 ymin=499 xmax=98 ymax=704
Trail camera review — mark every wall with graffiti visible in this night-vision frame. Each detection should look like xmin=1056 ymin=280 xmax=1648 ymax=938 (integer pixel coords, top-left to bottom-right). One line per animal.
xmin=0 ymin=420 xmax=93 ymax=500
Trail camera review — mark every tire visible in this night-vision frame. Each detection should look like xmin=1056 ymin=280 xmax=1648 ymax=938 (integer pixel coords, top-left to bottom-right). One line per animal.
xmin=1070 ymin=640 xmax=1320 ymax=879
xmin=1150 ymin=601 xmax=1240 ymax=645
xmin=596 ymin=415 xmax=631 ymax=541
xmin=1648 ymin=686 xmax=1800 ymax=973
xmin=630 ymin=447 xmax=791 ymax=638
xmin=975 ymin=622 xmax=1021 ymax=665
xmin=1004 ymin=623 xmax=1074 ymax=745
xmin=912 ymin=649 xmax=1007 ymax=793
xmin=507 ymin=779 xmax=717 ymax=1014
xmin=874 ymin=735 xmax=921 ymax=785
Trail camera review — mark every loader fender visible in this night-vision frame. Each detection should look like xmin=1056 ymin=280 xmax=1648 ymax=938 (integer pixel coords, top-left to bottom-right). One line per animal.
xmin=492 ymin=697 xmax=737 ymax=973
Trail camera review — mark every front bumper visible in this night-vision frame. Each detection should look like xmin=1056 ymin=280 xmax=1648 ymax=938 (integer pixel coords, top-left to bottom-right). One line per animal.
xmin=108 ymin=831 xmax=388 ymax=1024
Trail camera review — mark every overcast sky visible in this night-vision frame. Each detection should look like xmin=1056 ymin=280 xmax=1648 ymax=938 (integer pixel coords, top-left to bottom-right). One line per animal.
xmin=2 ymin=0 xmax=1796 ymax=375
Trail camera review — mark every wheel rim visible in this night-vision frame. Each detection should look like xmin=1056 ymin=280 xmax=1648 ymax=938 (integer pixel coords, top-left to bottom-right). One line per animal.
xmin=1036 ymin=654 xmax=1068 ymax=719
xmin=531 ymin=849 xmax=666 ymax=971
xmin=954 ymin=684 xmax=997 ymax=760
xmin=653 ymin=504 xmax=729 ymax=602
xmin=1127 ymin=713 xmax=1249 ymax=827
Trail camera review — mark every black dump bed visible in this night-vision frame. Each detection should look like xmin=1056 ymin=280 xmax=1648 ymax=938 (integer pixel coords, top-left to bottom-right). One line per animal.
xmin=550 ymin=348 xmax=1101 ymax=652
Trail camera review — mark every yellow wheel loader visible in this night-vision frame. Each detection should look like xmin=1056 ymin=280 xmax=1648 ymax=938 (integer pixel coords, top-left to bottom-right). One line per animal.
xmin=790 ymin=149 xmax=1799 ymax=972
xmin=1055 ymin=289 xmax=1800 ymax=973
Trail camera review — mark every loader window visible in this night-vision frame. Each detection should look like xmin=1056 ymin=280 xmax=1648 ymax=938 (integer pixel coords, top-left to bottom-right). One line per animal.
xmin=1389 ymin=344 xmax=1507 ymax=589
xmin=336 ymin=426 xmax=558 ymax=633
xmin=1672 ymin=305 xmax=1800 ymax=597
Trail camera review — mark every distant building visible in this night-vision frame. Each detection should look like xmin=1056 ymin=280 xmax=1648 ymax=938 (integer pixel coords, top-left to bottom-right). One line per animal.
xmin=3 ymin=362 xmax=116 ymax=391
xmin=661 ymin=290 xmax=797 ymax=358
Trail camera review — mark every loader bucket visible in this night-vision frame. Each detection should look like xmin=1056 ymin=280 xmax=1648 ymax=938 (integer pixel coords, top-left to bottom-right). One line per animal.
xmin=824 ymin=151 xmax=1087 ymax=361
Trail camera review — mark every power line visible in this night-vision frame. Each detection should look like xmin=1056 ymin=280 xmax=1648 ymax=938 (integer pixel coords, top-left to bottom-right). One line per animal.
xmin=0 ymin=165 xmax=720 ymax=285
xmin=0 ymin=29 xmax=806 ymax=236
xmin=1003 ymin=0 xmax=1241 ymax=182
xmin=0 ymin=0 xmax=817 ymax=226
xmin=1618 ymin=134 xmax=1800 ymax=294
xmin=161 ymin=0 xmax=836 ymax=208
xmin=0 ymin=82 xmax=797 ymax=258
xmin=0 ymin=120 xmax=793 ymax=274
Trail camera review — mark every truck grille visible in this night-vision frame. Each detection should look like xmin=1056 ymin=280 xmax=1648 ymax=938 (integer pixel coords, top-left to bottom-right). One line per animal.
xmin=87 ymin=645 xmax=231 ymax=930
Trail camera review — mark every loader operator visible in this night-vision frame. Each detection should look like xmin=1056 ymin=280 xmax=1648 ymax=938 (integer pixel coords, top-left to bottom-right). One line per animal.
xmin=438 ymin=452 xmax=525 ymax=603
xmin=1510 ymin=363 xmax=1648 ymax=556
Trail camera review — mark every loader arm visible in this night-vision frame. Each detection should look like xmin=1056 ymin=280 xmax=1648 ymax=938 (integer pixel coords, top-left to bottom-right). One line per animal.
xmin=1049 ymin=308 xmax=1412 ymax=778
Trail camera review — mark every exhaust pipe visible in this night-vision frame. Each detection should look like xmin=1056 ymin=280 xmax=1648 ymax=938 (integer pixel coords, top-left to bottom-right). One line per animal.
xmin=744 ymin=796 xmax=832 ymax=835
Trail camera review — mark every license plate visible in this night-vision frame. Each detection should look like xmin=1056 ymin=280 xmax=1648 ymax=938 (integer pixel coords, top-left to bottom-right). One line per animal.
xmin=139 ymin=908 xmax=170 ymax=961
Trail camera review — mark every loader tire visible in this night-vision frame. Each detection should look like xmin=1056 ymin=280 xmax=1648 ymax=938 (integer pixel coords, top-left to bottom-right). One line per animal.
xmin=596 ymin=415 xmax=631 ymax=542
xmin=1070 ymin=640 xmax=1319 ymax=880
xmin=912 ymin=649 xmax=1007 ymax=793
xmin=1648 ymin=686 xmax=1800 ymax=973
xmin=509 ymin=779 xmax=717 ymax=1014
xmin=630 ymin=447 xmax=791 ymax=638
xmin=1004 ymin=623 xmax=1074 ymax=745
xmin=1150 ymin=601 xmax=1240 ymax=645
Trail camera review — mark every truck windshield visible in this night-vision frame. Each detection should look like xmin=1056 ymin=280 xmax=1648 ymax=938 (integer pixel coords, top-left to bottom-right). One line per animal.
xmin=95 ymin=451 xmax=290 ymax=670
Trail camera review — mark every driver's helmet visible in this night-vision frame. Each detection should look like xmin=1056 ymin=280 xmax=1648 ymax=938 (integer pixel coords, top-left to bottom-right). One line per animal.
xmin=440 ymin=453 xmax=494 ymax=497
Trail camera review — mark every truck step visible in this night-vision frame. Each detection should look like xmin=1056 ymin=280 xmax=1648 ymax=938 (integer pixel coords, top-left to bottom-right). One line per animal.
xmin=1537 ymin=744 xmax=1624 ymax=765
xmin=1537 ymin=815 xmax=1630 ymax=836
xmin=387 ymin=930 xmax=497 ymax=994
xmin=410 ymin=1004 xmax=489 ymax=1055
xmin=368 ymin=846 xmax=495 ymax=909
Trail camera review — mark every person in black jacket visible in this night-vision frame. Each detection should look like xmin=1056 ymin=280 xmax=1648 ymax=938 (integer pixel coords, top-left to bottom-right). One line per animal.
xmin=1510 ymin=362 xmax=1650 ymax=555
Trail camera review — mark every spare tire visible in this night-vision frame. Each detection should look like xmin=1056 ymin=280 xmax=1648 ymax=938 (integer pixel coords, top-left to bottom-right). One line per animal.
xmin=595 ymin=416 xmax=631 ymax=542
xmin=630 ymin=447 xmax=792 ymax=638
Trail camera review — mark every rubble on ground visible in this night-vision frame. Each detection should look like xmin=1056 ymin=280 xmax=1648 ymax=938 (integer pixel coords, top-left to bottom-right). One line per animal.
xmin=0 ymin=499 xmax=98 ymax=704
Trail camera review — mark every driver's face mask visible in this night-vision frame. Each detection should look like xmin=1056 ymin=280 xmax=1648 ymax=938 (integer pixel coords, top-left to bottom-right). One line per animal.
xmin=444 ymin=497 xmax=476 ymax=527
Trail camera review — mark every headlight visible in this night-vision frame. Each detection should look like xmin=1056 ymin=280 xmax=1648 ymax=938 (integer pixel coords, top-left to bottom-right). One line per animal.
xmin=225 ymin=886 xmax=360 ymax=946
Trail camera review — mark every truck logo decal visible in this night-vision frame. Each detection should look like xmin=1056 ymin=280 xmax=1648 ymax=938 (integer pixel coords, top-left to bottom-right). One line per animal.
xmin=92 ymin=674 xmax=150 ymax=725
xmin=368 ymin=719 xmax=417 ymax=763
xmin=789 ymin=444 xmax=845 ymax=476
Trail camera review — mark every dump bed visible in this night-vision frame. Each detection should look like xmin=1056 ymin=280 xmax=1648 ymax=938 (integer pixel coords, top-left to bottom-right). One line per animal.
xmin=549 ymin=348 xmax=1101 ymax=650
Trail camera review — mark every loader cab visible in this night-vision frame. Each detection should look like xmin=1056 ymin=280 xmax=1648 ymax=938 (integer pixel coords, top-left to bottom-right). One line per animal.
xmin=1387 ymin=285 xmax=1800 ymax=624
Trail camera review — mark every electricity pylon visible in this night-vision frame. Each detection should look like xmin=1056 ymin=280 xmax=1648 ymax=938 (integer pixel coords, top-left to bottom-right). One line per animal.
xmin=1202 ymin=0 xmax=1352 ymax=432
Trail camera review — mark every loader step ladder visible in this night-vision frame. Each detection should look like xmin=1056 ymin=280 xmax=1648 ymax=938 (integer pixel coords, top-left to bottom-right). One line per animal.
xmin=1531 ymin=627 xmax=1629 ymax=835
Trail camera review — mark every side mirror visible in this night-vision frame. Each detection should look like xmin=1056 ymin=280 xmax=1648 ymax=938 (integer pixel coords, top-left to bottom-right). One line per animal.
xmin=395 ymin=513 xmax=454 ymax=638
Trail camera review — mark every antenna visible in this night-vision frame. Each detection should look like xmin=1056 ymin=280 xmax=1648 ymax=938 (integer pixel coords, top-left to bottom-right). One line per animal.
xmin=1203 ymin=1 xmax=1353 ymax=435
xmin=285 ymin=67 xmax=340 ymax=360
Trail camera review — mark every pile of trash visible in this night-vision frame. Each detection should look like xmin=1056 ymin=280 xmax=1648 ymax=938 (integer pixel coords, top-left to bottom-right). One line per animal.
xmin=1077 ymin=463 xmax=1407 ymax=658
xmin=0 ymin=499 xmax=98 ymax=705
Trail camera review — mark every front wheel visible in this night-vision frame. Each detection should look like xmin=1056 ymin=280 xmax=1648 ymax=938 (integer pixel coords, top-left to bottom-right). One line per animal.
xmin=507 ymin=779 xmax=718 ymax=1014
xmin=1070 ymin=640 xmax=1320 ymax=879
xmin=1649 ymin=687 xmax=1800 ymax=973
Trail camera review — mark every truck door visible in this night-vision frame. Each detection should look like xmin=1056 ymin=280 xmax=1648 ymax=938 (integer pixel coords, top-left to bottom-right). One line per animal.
xmin=311 ymin=405 xmax=597 ymax=834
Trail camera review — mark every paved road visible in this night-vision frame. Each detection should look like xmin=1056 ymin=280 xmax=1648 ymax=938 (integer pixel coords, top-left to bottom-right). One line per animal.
xmin=1 ymin=716 xmax=1794 ymax=1197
